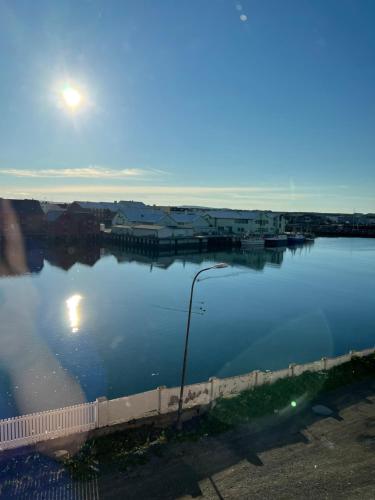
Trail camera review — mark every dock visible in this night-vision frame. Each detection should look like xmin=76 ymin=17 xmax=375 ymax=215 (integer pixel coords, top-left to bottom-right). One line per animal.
xmin=101 ymin=231 xmax=241 ymax=251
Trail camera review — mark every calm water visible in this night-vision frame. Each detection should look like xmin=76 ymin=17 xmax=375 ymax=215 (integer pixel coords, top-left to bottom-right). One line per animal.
xmin=0 ymin=238 xmax=374 ymax=418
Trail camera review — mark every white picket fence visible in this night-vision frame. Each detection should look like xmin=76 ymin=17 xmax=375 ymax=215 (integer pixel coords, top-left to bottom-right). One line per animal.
xmin=0 ymin=402 xmax=97 ymax=450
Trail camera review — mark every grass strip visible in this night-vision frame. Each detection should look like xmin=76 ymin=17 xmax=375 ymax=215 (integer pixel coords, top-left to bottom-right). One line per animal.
xmin=63 ymin=353 xmax=375 ymax=478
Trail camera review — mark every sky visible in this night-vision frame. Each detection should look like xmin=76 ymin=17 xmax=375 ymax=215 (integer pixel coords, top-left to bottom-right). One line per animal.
xmin=0 ymin=0 xmax=374 ymax=212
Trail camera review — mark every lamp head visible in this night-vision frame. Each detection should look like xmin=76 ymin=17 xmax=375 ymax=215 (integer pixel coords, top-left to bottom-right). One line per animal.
xmin=213 ymin=263 xmax=228 ymax=269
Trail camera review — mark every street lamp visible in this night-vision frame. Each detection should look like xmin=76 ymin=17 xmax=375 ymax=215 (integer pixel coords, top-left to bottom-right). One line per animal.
xmin=176 ymin=262 xmax=228 ymax=429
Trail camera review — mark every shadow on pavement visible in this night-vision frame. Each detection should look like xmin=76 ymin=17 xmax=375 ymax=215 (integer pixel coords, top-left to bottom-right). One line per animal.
xmin=0 ymin=379 xmax=374 ymax=499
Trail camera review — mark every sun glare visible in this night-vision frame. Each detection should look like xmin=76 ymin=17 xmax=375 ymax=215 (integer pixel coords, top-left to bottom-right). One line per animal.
xmin=62 ymin=86 xmax=82 ymax=109
xmin=66 ymin=294 xmax=83 ymax=333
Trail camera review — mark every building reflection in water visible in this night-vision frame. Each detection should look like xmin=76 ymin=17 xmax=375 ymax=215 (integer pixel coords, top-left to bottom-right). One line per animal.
xmin=106 ymin=245 xmax=286 ymax=272
xmin=1 ymin=240 xmax=288 ymax=276
xmin=45 ymin=243 xmax=101 ymax=271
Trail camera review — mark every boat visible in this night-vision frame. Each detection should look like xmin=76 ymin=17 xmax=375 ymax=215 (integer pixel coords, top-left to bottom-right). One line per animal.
xmin=304 ymin=232 xmax=315 ymax=242
xmin=287 ymin=233 xmax=305 ymax=244
xmin=241 ymin=236 xmax=265 ymax=249
xmin=264 ymin=234 xmax=288 ymax=247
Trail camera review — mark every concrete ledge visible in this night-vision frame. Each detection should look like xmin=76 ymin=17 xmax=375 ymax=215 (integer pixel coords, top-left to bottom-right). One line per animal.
xmin=1 ymin=346 xmax=374 ymax=453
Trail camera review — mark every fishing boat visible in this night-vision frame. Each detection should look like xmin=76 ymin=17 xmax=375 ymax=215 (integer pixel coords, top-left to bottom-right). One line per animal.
xmin=264 ymin=234 xmax=288 ymax=247
xmin=304 ymin=232 xmax=315 ymax=242
xmin=241 ymin=236 xmax=265 ymax=249
xmin=287 ymin=233 xmax=305 ymax=244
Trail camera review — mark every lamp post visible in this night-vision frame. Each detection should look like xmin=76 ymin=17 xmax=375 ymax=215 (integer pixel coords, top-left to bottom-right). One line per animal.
xmin=176 ymin=262 xmax=228 ymax=430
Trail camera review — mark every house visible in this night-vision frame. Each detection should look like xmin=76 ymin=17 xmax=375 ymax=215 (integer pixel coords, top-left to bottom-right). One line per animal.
xmin=284 ymin=212 xmax=326 ymax=231
xmin=203 ymin=210 xmax=285 ymax=235
xmin=0 ymin=198 xmax=45 ymax=237
xmin=112 ymin=205 xmax=175 ymax=227
xmin=71 ymin=200 xmax=149 ymax=228
xmin=365 ymin=214 xmax=375 ymax=226
xmin=40 ymin=201 xmax=68 ymax=214
xmin=70 ymin=201 xmax=119 ymax=227
xmin=46 ymin=207 xmax=99 ymax=240
xmin=168 ymin=211 xmax=211 ymax=235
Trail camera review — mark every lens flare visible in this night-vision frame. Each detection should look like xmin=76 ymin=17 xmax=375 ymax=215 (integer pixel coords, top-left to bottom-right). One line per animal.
xmin=66 ymin=294 xmax=83 ymax=333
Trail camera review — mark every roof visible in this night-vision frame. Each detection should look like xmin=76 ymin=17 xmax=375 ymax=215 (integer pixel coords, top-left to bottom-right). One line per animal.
xmin=74 ymin=201 xmax=119 ymax=211
xmin=119 ymin=201 xmax=146 ymax=209
xmin=169 ymin=212 xmax=204 ymax=224
xmin=46 ymin=210 xmax=64 ymax=222
xmin=5 ymin=199 xmax=44 ymax=215
xmin=41 ymin=202 xmax=66 ymax=214
xmin=132 ymin=224 xmax=166 ymax=230
xmin=116 ymin=206 xmax=168 ymax=224
xmin=74 ymin=200 xmax=146 ymax=212
xmin=205 ymin=210 xmax=262 ymax=220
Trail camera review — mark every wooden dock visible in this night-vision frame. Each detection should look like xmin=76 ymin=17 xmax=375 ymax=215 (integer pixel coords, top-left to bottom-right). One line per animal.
xmin=102 ymin=232 xmax=241 ymax=251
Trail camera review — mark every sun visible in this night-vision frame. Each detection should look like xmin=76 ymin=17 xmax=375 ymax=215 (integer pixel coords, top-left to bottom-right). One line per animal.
xmin=62 ymin=86 xmax=82 ymax=109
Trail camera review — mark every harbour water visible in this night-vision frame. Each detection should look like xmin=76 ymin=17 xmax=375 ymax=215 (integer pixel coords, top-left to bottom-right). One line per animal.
xmin=0 ymin=237 xmax=374 ymax=418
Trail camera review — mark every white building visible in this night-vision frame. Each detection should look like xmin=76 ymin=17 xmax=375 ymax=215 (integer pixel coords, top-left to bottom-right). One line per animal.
xmin=112 ymin=224 xmax=193 ymax=239
xmin=203 ymin=210 xmax=285 ymax=235
xmin=112 ymin=205 xmax=174 ymax=227
xmin=168 ymin=212 xmax=211 ymax=235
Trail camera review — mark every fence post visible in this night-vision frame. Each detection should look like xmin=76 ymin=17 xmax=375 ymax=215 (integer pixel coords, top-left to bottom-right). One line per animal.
xmin=209 ymin=377 xmax=218 ymax=407
xmin=96 ymin=397 xmax=109 ymax=428
xmin=157 ymin=386 xmax=166 ymax=414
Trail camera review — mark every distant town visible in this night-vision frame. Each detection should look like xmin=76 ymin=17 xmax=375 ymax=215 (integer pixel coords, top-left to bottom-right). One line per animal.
xmin=0 ymin=199 xmax=375 ymax=249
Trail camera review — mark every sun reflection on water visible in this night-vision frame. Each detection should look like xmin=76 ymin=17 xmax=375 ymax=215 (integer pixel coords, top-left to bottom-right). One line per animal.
xmin=66 ymin=294 xmax=83 ymax=333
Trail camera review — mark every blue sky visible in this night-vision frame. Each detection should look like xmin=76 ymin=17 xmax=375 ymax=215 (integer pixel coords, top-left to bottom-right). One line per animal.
xmin=0 ymin=0 xmax=374 ymax=212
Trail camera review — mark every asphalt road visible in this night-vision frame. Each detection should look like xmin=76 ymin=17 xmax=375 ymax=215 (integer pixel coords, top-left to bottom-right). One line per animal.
xmin=99 ymin=379 xmax=375 ymax=500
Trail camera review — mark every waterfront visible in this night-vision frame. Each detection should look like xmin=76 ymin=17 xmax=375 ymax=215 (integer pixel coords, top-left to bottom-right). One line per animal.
xmin=0 ymin=238 xmax=374 ymax=418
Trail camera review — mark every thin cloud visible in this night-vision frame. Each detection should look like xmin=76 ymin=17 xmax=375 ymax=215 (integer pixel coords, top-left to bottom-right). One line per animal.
xmin=0 ymin=166 xmax=165 ymax=179
xmin=0 ymin=185 xmax=290 ymax=195
xmin=1 ymin=184 xmax=373 ymax=212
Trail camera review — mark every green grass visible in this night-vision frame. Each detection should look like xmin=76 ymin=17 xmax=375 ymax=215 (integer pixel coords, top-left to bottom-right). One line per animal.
xmin=63 ymin=354 xmax=374 ymax=479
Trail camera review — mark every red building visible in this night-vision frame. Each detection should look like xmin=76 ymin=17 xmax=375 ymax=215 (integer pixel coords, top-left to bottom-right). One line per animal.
xmin=46 ymin=207 xmax=99 ymax=240
xmin=0 ymin=198 xmax=45 ymax=238
xmin=70 ymin=201 xmax=117 ymax=228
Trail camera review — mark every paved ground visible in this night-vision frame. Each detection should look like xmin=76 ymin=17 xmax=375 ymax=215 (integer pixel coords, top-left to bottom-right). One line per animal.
xmin=99 ymin=379 xmax=375 ymax=500
xmin=1 ymin=379 xmax=375 ymax=499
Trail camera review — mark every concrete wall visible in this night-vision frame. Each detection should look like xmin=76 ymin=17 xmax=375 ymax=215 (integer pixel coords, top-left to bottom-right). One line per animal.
xmin=98 ymin=389 xmax=160 ymax=427
xmin=111 ymin=224 xmax=194 ymax=238
xmin=1 ymin=347 xmax=374 ymax=450
xmin=169 ymin=227 xmax=195 ymax=237
xmin=132 ymin=226 xmax=172 ymax=238
xmin=94 ymin=346 xmax=375 ymax=429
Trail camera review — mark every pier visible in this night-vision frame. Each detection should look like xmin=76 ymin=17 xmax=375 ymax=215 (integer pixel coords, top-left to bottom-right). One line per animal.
xmin=101 ymin=231 xmax=241 ymax=252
